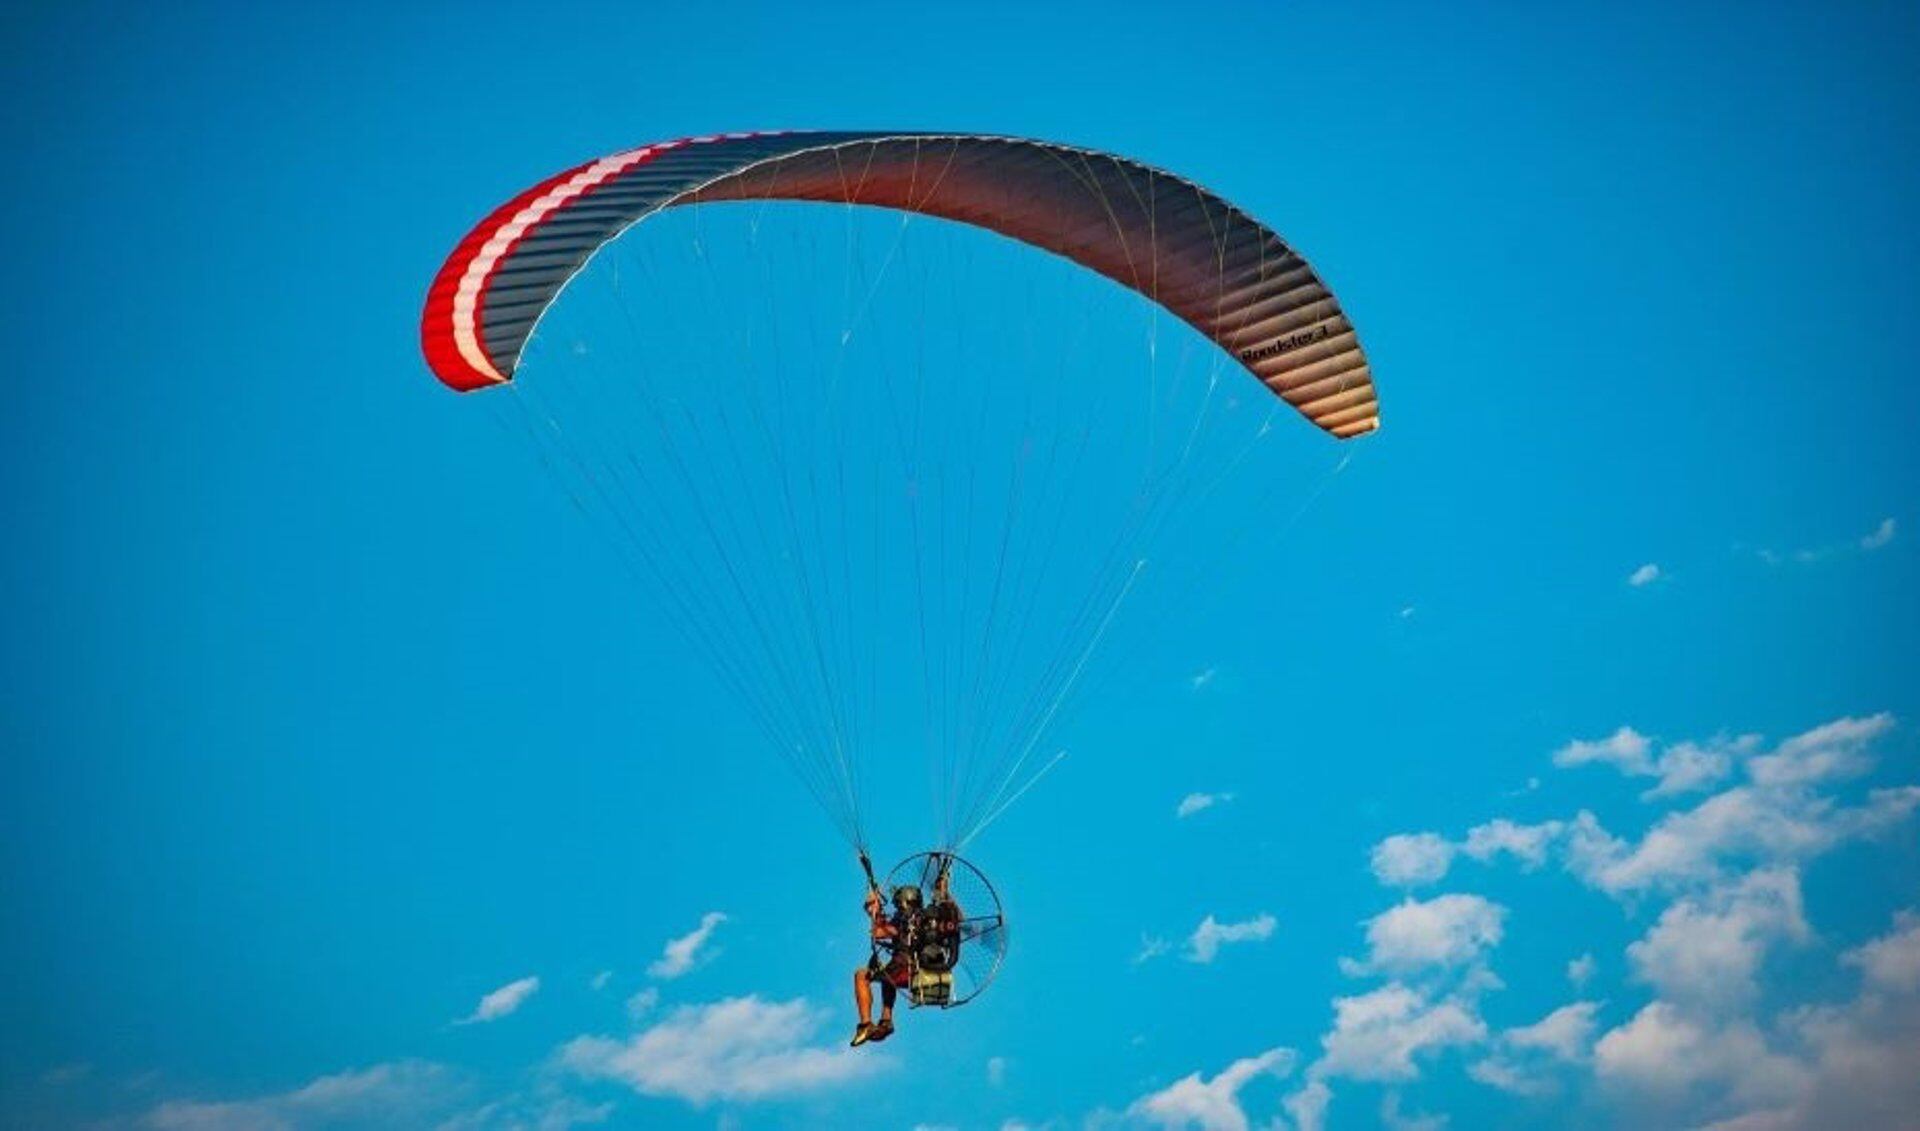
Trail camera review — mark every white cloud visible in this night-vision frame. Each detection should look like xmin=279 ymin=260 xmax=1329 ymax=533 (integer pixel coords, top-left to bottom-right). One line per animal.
xmin=1282 ymin=1079 xmax=1331 ymax=1131
xmin=1758 ymin=967 xmax=1920 ymax=1129
xmin=1370 ymin=833 xmax=1455 ymax=887
xmin=1177 ymin=791 xmax=1234 ymax=819
xmin=1461 ymin=819 xmax=1563 ymax=869
xmin=1592 ymin=1003 xmax=1805 ymax=1109
xmin=1590 ymin=911 xmax=1920 ymax=1128
xmin=1342 ymin=895 xmax=1505 ymax=977
xmin=1656 ymin=909 xmax=1920 ymax=1131
xmin=987 ymin=1056 xmax=1007 ymax=1087
xmin=1551 ymin=717 xmax=1912 ymax=896
xmin=1189 ymin=668 xmax=1216 ymax=690
xmin=1186 ymin=914 xmax=1277 ymax=963
xmin=147 ymin=1061 xmax=457 ymax=1131
xmin=1859 ymin=517 xmax=1896 ymax=550
xmin=1643 ymin=736 xmax=1756 ymax=799
xmin=1593 ymin=1003 xmax=1735 ymax=1092
xmin=1507 ymin=1001 xmax=1602 ymax=1061
xmin=1129 ymin=1047 xmax=1293 ymax=1131
xmin=1464 ymin=1002 xmax=1598 ymax=1097
xmin=1552 ymin=727 xmax=1750 ymax=799
xmin=1844 ymin=910 xmax=1920 ymax=994
xmin=558 ymin=996 xmax=884 ymax=1105
xmin=1465 ymin=1056 xmax=1541 ymax=1096
xmin=1315 ymin=983 xmax=1486 ymax=1082
xmin=1747 ymin=713 xmax=1891 ymax=788
xmin=1571 ymin=783 xmax=1920 ymax=896
xmin=1380 ymin=1091 xmax=1448 ymax=1131
xmin=648 ymin=912 xmax=727 ymax=980
xmin=1627 ymin=868 xmax=1809 ymax=1010
xmin=589 ymin=970 xmax=612 ymax=992
xmin=1628 ymin=563 xmax=1663 ymax=587
xmin=1554 ymin=727 xmax=1654 ymax=775
xmin=1261 ymin=711 xmax=1920 ymax=1131
xmin=458 ymin=977 xmax=540 ymax=1025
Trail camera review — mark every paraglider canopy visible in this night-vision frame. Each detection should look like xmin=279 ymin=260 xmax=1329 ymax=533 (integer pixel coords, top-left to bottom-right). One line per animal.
xmin=422 ymin=130 xmax=1376 ymax=438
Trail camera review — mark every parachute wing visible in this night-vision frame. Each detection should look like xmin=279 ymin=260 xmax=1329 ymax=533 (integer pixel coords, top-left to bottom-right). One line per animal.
xmin=421 ymin=131 xmax=1377 ymax=438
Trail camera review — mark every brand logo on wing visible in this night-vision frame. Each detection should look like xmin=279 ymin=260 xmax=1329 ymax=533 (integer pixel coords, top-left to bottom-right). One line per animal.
xmin=1239 ymin=323 xmax=1334 ymax=362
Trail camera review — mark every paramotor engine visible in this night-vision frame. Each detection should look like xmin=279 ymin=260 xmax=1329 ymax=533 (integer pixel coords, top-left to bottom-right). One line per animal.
xmin=882 ymin=850 xmax=1007 ymax=1009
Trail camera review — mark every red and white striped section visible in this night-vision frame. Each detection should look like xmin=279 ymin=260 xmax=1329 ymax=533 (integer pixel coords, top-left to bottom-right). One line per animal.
xmin=420 ymin=132 xmax=787 ymax=391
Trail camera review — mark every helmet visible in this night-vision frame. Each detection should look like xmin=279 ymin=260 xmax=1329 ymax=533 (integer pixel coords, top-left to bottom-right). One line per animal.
xmin=893 ymin=884 xmax=924 ymax=912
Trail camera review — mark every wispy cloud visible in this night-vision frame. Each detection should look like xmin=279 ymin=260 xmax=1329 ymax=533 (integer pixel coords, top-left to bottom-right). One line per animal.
xmin=1130 ymin=1047 xmax=1294 ymax=1131
xmin=986 ymin=1056 xmax=1007 ymax=1087
xmin=626 ymin=987 xmax=660 ymax=1020
xmin=436 ymin=1092 xmax=613 ymax=1131
xmin=147 ymin=1061 xmax=459 ymax=1130
xmin=1627 ymin=563 xmax=1663 ymax=587
xmin=1380 ymin=1091 xmax=1449 ymax=1131
xmin=648 ymin=912 xmax=727 ymax=980
xmin=1747 ymin=712 xmax=1891 ymax=787
xmin=457 ymin=976 xmax=540 ymax=1025
xmin=1187 ymin=913 xmax=1277 ymax=963
xmin=1759 ymin=516 xmax=1898 ymax=565
xmin=41 ymin=1062 xmax=90 ymax=1086
xmin=1189 ymin=667 xmax=1217 ymax=690
xmin=1134 ymin=935 xmax=1172 ymax=965
xmin=1469 ymin=1001 xmax=1599 ymax=1096
xmin=1553 ymin=726 xmax=1754 ymax=799
xmin=1177 ymin=791 xmax=1234 ymax=819
xmin=589 ymin=970 xmax=613 ymax=992
xmin=558 ymin=995 xmax=885 ymax=1105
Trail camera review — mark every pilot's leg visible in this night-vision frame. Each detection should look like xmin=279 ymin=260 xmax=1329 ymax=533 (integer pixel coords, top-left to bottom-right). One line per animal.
xmin=853 ymin=967 xmax=873 ymax=1024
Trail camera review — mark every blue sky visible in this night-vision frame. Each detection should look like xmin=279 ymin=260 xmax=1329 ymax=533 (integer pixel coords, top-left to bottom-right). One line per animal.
xmin=3 ymin=3 xmax=1918 ymax=1129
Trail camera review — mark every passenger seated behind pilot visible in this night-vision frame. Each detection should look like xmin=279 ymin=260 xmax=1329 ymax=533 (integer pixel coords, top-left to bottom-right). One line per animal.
xmin=850 ymin=884 xmax=922 ymax=1046
xmin=905 ymin=892 xmax=962 ymax=1004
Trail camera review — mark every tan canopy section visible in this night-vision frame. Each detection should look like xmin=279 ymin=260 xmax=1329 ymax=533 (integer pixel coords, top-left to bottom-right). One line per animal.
xmin=422 ymin=131 xmax=1377 ymax=438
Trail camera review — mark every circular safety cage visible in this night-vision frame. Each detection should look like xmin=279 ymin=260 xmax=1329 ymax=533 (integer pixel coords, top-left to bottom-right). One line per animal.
xmin=880 ymin=851 xmax=1008 ymax=1008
